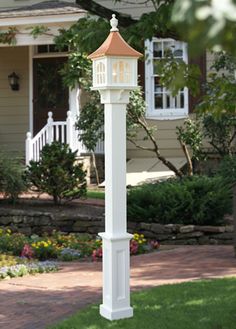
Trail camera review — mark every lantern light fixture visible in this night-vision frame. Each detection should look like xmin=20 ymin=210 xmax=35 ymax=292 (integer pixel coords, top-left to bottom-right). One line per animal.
xmin=8 ymin=72 xmax=20 ymax=91
xmin=88 ymin=14 xmax=142 ymax=91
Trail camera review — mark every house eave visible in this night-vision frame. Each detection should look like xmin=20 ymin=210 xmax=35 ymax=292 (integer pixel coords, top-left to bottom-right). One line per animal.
xmin=0 ymin=12 xmax=86 ymax=27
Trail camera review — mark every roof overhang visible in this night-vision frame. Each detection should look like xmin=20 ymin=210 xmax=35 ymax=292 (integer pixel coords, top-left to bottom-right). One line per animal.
xmin=0 ymin=1 xmax=86 ymax=47
xmin=0 ymin=12 xmax=85 ymax=27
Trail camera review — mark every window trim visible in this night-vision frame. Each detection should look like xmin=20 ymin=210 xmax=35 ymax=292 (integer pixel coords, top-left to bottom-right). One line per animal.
xmin=145 ymin=38 xmax=189 ymax=120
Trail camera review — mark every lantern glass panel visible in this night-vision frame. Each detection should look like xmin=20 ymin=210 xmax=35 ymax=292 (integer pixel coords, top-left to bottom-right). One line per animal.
xmin=96 ymin=61 xmax=106 ymax=85
xmin=112 ymin=60 xmax=131 ymax=84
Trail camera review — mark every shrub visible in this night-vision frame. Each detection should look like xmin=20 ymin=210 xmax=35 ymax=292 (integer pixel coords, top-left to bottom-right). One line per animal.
xmin=216 ymin=155 xmax=236 ymax=185
xmin=127 ymin=176 xmax=232 ymax=225
xmin=0 ymin=152 xmax=26 ymax=202
xmin=25 ymin=142 xmax=87 ymax=204
xmin=0 ymin=229 xmax=29 ymax=255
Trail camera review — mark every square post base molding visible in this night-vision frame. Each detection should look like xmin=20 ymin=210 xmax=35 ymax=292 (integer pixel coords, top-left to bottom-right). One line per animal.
xmin=99 ymin=233 xmax=133 ymax=320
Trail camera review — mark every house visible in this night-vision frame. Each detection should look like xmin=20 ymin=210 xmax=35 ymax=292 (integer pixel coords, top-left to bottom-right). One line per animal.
xmin=0 ymin=0 xmax=210 ymax=184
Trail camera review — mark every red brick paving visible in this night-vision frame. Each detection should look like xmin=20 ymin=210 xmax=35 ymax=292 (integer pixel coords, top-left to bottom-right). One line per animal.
xmin=0 ymin=245 xmax=236 ymax=329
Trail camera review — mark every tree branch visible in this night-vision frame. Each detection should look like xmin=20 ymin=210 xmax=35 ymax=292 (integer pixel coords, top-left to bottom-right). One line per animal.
xmin=128 ymin=138 xmax=155 ymax=152
xmin=75 ymin=0 xmax=137 ymax=27
xmin=179 ymin=140 xmax=193 ymax=176
xmin=128 ymin=113 xmax=183 ymax=177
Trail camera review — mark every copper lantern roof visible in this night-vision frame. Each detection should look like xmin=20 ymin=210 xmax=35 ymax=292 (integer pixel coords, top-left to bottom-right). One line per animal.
xmin=88 ymin=14 xmax=142 ymax=59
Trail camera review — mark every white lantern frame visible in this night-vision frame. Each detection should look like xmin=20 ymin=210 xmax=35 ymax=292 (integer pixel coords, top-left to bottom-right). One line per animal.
xmin=92 ymin=56 xmax=138 ymax=90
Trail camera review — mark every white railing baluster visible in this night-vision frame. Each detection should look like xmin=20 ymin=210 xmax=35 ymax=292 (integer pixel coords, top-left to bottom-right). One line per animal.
xmin=55 ymin=124 xmax=58 ymax=141
xmin=47 ymin=111 xmax=53 ymax=145
xmin=61 ymin=125 xmax=65 ymax=143
xmin=66 ymin=111 xmax=74 ymax=151
xmin=25 ymin=132 xmax=32 ymax=165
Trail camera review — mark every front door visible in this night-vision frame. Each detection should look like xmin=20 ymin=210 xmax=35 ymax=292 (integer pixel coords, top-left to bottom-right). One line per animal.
xmin=33 ymin=57 xmax=69 ymax=135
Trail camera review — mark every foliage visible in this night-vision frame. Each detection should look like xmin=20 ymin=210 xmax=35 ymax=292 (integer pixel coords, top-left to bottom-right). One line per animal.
xmin=176 ymin=118 xmax=205 ymax=175
xmin=0 ymin=229 xmax=29 ymax=255
xmin=198 ymin=74 xmax=236 ymax=117
xmin=48 ymin=277 xmax=236 ymax=329
xmin=28 ymin=25 xmax=50 ymax=39
xmin=172 ymin=0 xmax=236 ymax=56
xmin=0 ymin=153 xmax=27 ymax=202
xmin=216 ymin=155 xmax=236 ymax=185
xmin=59 ymin=52 xmax=92 ymax=90
xmin=201 ymin=113 xmax=236 ymax=156
xmin=75 ymin=91 xmax=104 ymax=152
xmin=155 ymin=53 xmax=201 ymax=97
xmin=127 ymin=176 xmax=232 ymax=225
xmin=25 ymin=142 xmax=87 ymax=204
xmin=0 ymin=27 xmax=18 ymax=45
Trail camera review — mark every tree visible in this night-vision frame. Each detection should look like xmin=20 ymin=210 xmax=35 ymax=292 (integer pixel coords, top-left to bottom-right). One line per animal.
xmin=56 ymin=0 xmax=234 ymax=176
xmin=54 ymin=8 xmax=189 ymax=178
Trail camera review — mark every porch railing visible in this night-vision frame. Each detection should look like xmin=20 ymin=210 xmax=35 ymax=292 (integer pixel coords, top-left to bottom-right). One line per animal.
xmin=25 ymin=111 xmax=104 ymax=165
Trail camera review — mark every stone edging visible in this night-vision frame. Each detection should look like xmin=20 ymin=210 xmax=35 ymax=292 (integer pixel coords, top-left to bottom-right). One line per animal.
xmin=0 ymin=208 xmax=234 ymax=245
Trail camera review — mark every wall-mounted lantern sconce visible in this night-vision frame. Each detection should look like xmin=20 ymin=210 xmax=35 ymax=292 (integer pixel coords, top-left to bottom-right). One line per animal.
xmin=8 ymin=72 xmax=20 ymax=91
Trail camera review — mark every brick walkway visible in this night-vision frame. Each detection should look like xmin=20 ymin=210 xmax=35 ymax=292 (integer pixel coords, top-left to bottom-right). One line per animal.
xmin=0 ymin=245 xmax=236 ymax=329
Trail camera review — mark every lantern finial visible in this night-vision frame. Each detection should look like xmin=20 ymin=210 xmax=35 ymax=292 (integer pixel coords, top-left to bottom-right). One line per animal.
xmin=110 ymin=14 xmax=119 ymax=32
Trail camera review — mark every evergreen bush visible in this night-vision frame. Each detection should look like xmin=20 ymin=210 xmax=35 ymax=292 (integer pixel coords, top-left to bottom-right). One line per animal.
xmin=25 ymin=142 xmax=87 ymax=204
xmin=127 ymin=176 xmax=231 ymax=225
xmin=0 ymin=152 xmax=26 ymax=202
xmin=216 ymin=155 xmax=236 ymax=185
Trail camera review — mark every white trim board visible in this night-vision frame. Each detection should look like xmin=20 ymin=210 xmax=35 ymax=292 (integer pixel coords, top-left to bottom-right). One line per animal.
xmin=0 ymin=13 xmax=86 ymax=27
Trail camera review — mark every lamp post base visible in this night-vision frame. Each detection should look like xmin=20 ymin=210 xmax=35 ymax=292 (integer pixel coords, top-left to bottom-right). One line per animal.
xmin=99 ymin=232 xmax=133 ymax=320
xmin=100 ymin=305 xmax=133 ymax=321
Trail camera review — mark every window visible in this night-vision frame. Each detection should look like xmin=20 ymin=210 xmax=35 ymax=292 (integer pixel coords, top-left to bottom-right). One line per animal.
xmin=145 ymin=38 xmax=188 ymax=119
xmin=36 ymin=44 xmax=68 ymax=54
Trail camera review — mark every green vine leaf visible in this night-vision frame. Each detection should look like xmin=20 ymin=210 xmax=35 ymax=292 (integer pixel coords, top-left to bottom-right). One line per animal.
xmin=27 ymin=25 xmax=50 ymax=39
xmin=0 ymin=27 xmax=18 ymax=45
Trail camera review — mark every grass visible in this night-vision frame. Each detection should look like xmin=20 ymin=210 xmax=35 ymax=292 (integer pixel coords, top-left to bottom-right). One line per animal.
xmin=48 ymin=277 xmax=236 ymax=329
xmin=86 ymin=190 xmax=105 ymax=200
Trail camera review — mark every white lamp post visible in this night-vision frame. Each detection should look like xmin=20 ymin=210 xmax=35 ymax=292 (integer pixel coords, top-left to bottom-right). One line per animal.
xmin=88 ymin=14 xmax=142 ymax=321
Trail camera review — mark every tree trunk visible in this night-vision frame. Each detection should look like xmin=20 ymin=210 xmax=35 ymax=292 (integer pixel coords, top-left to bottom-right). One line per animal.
xmin=179 ymin=140 xmax=193 ymax=176
xmin=91 ymin=151 xmax=100 ymax=185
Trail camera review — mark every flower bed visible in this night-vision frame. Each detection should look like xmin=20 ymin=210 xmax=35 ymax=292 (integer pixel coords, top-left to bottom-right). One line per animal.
xmin=0 ymin=228 xmax=160 ymax=264
xmin=0 ymin=260 xmax=58 ymax=280
xmin=0 ymin=253 xmax=58 ymax=280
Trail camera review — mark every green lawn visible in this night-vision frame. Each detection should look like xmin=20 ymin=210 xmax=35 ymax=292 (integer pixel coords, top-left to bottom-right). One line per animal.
xmin=86 ymin=190 xmax=105 ymax=200
xmin=48 ymin=277 xmax=236 ymax=329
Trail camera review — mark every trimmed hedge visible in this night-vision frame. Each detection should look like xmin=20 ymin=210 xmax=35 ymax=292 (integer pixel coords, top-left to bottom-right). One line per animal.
xmin=127 ymin=176 xmax=232 ymax=225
